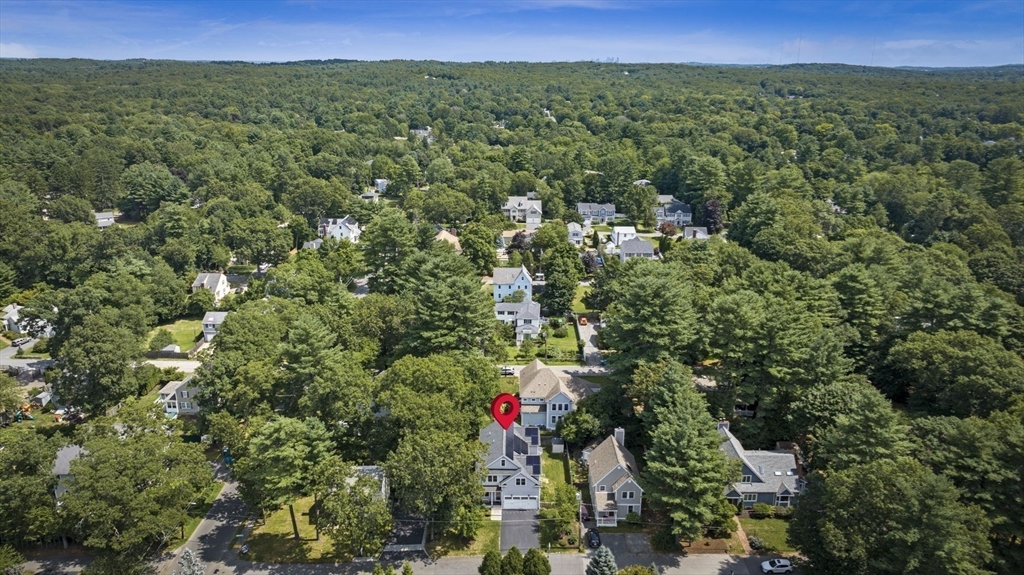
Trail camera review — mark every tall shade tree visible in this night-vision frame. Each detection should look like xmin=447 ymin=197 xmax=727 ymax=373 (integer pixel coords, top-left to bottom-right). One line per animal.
xmin=362 ymin=209 xmax=418 ymax=294
xmin=313 ymin=456 xmax=394 ymax=557
xmin=790 ymin=458 xmax=992 ymax=575
xmin=401 ymin=274 xmax=495 ymax=356
xmin=0 ymin=429 xmax=59 ymax=545
xmin=644 ymin=363 xmax=736 ymax=541
xmin=235 ymin=417 xmax=334 ymax=540
xmin=62 ymin=430 xmax=211 ymax=556
xmin=51 ymin=315 xmax=142 ymax=414
xmin=460 ymin=222 xmax=499 ymax=276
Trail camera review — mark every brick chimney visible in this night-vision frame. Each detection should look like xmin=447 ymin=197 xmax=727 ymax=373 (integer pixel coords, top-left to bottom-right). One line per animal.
xmin=717 ymin=419 xmax=730 ymax=432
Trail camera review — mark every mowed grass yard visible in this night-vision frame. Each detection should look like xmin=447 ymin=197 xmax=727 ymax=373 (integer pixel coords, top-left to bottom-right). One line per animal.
xmin=738 ymin=517 xmax=796 ymax=554
xmin=148 ymin=319 xmax=203 ymax=350
xmin=426 ymin=516 xmax=500 ymax=557
xmin=572 ymin=285 xmax=592 ymax=313
xmin=246 ymin=496 xmax=350 ymax=563
xmin=540 ymin=446 xmax=571 ymax=502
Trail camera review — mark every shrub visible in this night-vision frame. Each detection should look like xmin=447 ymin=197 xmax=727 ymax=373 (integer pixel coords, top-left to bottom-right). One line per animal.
xmin=567 ymin=535 xmax=577 ymax=546
xmin=553 ymin=326 xmax=568 ymax=338
xmin=625 ymin=511 xmax=641 ymax=525
xmin=149 ymin=328 xmax=174 ymax=351
xmin=748 ymin=535 xmax=765 ymax=550
xmin=751 ymin=503 xmax=774 ymax=519
xmin=549 ymin=318 xmax=564 ymax=329
xmin=773 ymin=505 xmax=793 ymax=519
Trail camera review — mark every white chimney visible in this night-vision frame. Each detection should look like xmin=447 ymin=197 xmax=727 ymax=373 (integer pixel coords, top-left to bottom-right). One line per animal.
xmin=614 ymin=427 xmax=625 ymax=446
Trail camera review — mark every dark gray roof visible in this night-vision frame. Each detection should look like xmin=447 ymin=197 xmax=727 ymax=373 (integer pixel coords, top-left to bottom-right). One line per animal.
xmin=480 ymin=421 xmax=535 ymax=474
xmin=665 ymin=201 xmax=691 ymax=215
xmin=495 ymin=300 xmax=541 ymax=321
xmin=52 ymin=445 xmax=85 ymax=476
xmin=577 ymin=202 xmax=616 ymax=213
xmin=492 ymin=265 xmax=531 ymax=285
xmin=192 ymin=272 xmax=226 ymax=289
xmin=719 ymin=427 xmax=801 ymax=495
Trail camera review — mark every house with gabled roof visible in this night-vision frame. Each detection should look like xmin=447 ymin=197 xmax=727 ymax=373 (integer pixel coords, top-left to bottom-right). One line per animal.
xmin=683 ymin=227 xmax=710 ymax=240
xmin=201 ymin=311 xmax=229 ymax=343
xmin=492 ymin=265 xmax=533 ymax=302
xmin=568 ymin=222 xmax=585 ymax=246
xmin=93 ymin=211 xmax=115 ymax=229
xmin=53 ymin=445 xmax=85 ymax=499
xmin=502 ymin=196 xmax=542 ymax=223
xmin=495 ymin=300 xmax=541 ymax=345
xmin=518 ymin=359 xmax=592 ymax=429
xmin=718 ymin=421 xmax=802 ymax=508
xmin=654 ymin=200 xmax=692 ymax=227
xmin=156 ymin=375 xmax=200 ymax=418
xmin=619 ymin=237 xmax=655 ymax=262
xmin=577 ymin=203 xmax=617 ymax=224
xmin=587 ymin=428 xmax=643 ymax=527
xmin=435 ymin=229 xmax=462 ymax=253
xmin=318 ymin=216 xmax=361 ymax=243
xmin=191 ymin=272 xmax=230 ymax=304
xmin=479 ymin=421 xmax=542 ymax=509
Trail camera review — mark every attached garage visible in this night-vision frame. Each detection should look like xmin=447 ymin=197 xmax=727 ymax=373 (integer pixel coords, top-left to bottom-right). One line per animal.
xmin=502 ymin=494 xmax=539 ymax=510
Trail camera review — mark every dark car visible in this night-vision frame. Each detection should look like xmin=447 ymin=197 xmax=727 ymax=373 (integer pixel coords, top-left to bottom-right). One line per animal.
xmin=580 ymin=504 xmax=590 ymax=521
xmin=586 ymin=528 xmax=601 ymax=548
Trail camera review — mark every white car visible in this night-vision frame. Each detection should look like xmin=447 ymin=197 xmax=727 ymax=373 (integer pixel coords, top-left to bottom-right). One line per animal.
xmin=761 ymin=558 xmax=793 ymax=574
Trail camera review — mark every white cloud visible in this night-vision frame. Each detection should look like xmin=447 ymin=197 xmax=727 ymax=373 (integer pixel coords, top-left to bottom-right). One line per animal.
xmin=0 ymin=42 xmax=38 ymax=58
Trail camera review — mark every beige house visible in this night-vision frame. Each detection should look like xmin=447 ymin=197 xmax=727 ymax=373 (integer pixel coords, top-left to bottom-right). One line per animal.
xmin=518 ymin=359 xmax=592 ymax=428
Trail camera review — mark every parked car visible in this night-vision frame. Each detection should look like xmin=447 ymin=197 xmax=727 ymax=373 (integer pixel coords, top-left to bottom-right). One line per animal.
xmin=12 ymin=337 xmax=32 ymax=347
xmin=586 ymin=528 xmax=601 ymax=548
xmin=500 ymin=366 xmax=515 ymax=376
xmin=761 ymin=558 xmax=793 ymax=574
xmin=579 ymin=317 xmax=588 ymax=326
xmin=579 ymin=504 xmax=590 ymax=521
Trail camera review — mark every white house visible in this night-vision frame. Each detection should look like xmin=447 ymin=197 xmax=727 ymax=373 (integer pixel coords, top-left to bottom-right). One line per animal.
xmin=719 ymin=421 xmax=802 ymax=509
xmin=502 ymin=196 xmax=543 ymax=223
xmin=318 ymin=216 xmax=361 ymax=243
xmin=302 ymin=238 xmax=323 ymax=250
xmin=587 ymin=429 xmax=643 ymax=527
xmin=568 ymin=222 xmax=585 ymax=246
xmin=191 ymin=273 xmax=231 ymax=304
xmin=156 ymin=375 xmax=200 ymax=418
xmin=683 ymin=227 xmax=710 ymax=240
xmin=619 ymin=237 xmax=655 ymax=262
xmin=93 ymin=211 xmax=115 ymax=229
xmin=495 ymin=300 xmax=541 ymax=345
xmin=611 ymin=226 xmax=637 ymax=246
xmin=518 ymin=359 xmax=592 ymax=429
xmin=492 ymin=265 xmax=533 ymax=302
xmin=2 ymin=303 xmax=24 ymax=333
xmin=654 ymin=200 xmax=692 ymax=227
xmin=479 ymin=421 xmax=542 ymax=509
xmin=374 ymin=178 xmax=389 ymax=193
xmin=201 ymin=311 xmax=229 ymax=343
xmin=577 ymin=203 xmax=617 ymax=224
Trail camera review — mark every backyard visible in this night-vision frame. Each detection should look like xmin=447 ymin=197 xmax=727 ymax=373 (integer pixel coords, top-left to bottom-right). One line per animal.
xmin=147 ymin=319 xmax=202 ymax=351
xmin=738 ymin=517 xmax=796 ymax=554
xmin=425 ymin=518 xmax=500 ymax=557
xmin=245 ymin=496 xmax=349 ymax=563
xmin=572 ymin=285 xmax=592 ymax=313
xmin=539 ymin=447 xmax=580 ymax=552
xmin=506 ymin=322 xmax=581 ymax=365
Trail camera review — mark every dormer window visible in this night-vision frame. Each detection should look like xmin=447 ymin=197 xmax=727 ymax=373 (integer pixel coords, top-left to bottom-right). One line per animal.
xmin=741 ymin=475 xmax=752 ymax=483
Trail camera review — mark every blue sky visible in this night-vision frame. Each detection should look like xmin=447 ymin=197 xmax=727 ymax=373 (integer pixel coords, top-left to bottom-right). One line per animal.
xmin=1 ymin=1 xmax=1021 ymax=67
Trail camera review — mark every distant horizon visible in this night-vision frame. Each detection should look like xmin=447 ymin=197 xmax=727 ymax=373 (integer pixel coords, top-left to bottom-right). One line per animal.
xmin=2 ymin=1 xmax=1022 ymax=68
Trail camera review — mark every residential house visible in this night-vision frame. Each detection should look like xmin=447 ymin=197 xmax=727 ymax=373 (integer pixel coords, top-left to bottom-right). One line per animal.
xmin=610 ymin=226 xmax=637 ymax=246
xmin=435 ymin=229 xmax=462 ymax=254
xmin=302 ymin=238 xmax=323 ymax=250
xmin=31 ymin=390 xmax=65 ymax=413
xmin=494 ymin=300 xmax=541 ymax=345
xmin=587 ymin=429 xmax=643 ymax=527
xmin=682 ymin=227 xmax=710 ymax=240
xmin=718 ymin=421 xmax=802 ymax=509
xmin=93 ymin=211 xmax=115 ymax=229
xmin=191 ymin=272 xmax=231 ymax=304
xmin=656 ymin=195 xmax=676 ymax=206
xmin=479 ymin=421 xmax=542 ymax=509
xmin=2 ymin=303 xmax=23 ymax=333
xmin=619 ymin=237 xmax=655 ymax=262
xmin=374 ymin=178 xmax=389 ymax=194
xmin=518 ymin=359 xmax=593 ymax=429
xmin=53 ymin=445 xmax=85 ymax=499
xmin=350 ymin=466 xmax=390 ymax=500
xmin=360 ymin=191 xmax=380 ymax=203
xmin=318 ymin=216 xmax=361 ymax=243
xmin=201 ymin=311 xmax=229 ymax=343
xmin=410 ymin=127 xmax=434 ymax=143
xmin=654 ymin=200 xmax=692 ymax=227
xmin=156 ymin=375 xmax=200 ymax=418
xmin=577 ymin=203 xmax=617 ymax=224
xmin=502 ymin=196 xmax=543 ymax=223
xmin=568 ymin=222 xmax=584 ymax=246
xmin=492 ymin=265 xmax=533 ymax=302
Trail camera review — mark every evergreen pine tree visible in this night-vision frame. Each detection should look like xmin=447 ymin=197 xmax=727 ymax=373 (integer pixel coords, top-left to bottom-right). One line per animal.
xmin=501 ymin=546 xmax=524 ymax=575
xmin=402 ymin=562 xmax=415 ymax=575
xmin=522 ymin=548 xmax=551 ymax=575
xmin=479 ymin=549 xmax=502 ymax=575
xmin=585 ymin=545 xmax=617 ymax=575
xmin=644 ymin=362 xmax=736 ymax=541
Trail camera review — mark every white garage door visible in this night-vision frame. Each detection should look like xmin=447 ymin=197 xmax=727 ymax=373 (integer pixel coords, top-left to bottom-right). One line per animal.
xmin=502 ymin=495 xmax=539 ymax=510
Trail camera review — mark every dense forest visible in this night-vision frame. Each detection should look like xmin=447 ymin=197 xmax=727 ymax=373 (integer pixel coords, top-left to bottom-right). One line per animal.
xmin=0 ymin=59 xmax=1022 ymax=575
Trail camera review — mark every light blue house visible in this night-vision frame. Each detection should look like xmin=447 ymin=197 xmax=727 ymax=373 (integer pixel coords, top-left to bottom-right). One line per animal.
xmin=718 ymin=421 xmax=802 ymax=508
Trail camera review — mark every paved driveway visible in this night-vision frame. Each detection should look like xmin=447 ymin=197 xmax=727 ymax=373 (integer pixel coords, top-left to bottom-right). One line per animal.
xmin=576 ymin=319 xmax=601 ymax=366
xmin=500 ymin=510 xmax=540 ymax=552
xmin=601 ymin=533 xmax=653 ymax=558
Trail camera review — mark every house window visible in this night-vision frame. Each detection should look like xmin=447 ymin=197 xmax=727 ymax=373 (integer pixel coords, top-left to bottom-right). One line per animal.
xmin=181 ymin=402 xmax=193 ymax=410
xmin=741 ymin=475 xmax=752 ymax=483
xmin=743 ymin=494 xmax=757 ymax=502
xmin=487 ymin=475 xmax=497 ymax=483
xmin=167 ymin=403 xmax=177 ymax=410
xmin=608 ymin=492 xmax=615 ymax=500
xmin=598 ymin=485 xmax=606 ymax=492
xmin=626 ymin=505 xmax=634 ymax=514
xmin=180 ymin=391 xmax=189 ymax=399
xmin=621 ymin=491 xmax=634 ymax=500
xmin=515 ymin=478 xmax=526 ymax=486
xmin=775 ymin=495 xmax=791 ymax=506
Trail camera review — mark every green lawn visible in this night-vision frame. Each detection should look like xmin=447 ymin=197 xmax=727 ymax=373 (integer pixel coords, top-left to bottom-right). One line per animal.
xmin=148 ymin=319 xmax=202 ymax=350
xmin=739 ymin=517 xmax=795 ymax=554
xmin=426 ymin=515 xmax=500 ymax=557
xmin=246 ymin=496 xmax=350 ymax=563
xmin=499 ymin=376 xmax=519 ymax=395
xmin=572 ymin=285 xmax=592 ymax=313
xmin=540 ymin=447 xmax=571 ymax=503
xmin=579 ymin=375 xmax=613 ymax=388
xmin=0 ymin=338 xmax=8 ymax=350
xmin=591 ymin=224 xmax=611 ymax=232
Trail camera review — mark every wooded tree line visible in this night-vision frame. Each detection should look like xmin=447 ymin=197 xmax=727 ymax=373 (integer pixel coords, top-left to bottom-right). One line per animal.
xmin=0 ymin=59 xmax=1021 ymax=573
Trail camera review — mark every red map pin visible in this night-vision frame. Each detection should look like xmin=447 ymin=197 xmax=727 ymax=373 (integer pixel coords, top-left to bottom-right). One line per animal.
xmin=490 ymin=393 xmax=520 ymax=430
